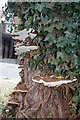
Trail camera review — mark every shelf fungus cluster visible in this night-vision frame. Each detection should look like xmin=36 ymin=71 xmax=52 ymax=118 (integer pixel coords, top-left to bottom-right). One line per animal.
xmin=7 ymin=69 xmax=28 ymax=107
xmin=15 ymin=46 xmax=38 ymax=55
xmin=5 ymin=28 xmax=38 ymax=112
xmin=12 ymin=28 xmax=37 ymax=41
xmin=5 ymin=29 xmax=77 ymax=119
xmin=32 ymin=75 xmax=77 ymax=87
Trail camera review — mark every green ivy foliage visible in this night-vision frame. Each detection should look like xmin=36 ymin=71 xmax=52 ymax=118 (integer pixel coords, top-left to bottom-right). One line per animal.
xmin=4 ymin=2 xmax=80 ymax=117
xmin=5 ymin=2 xmax=80 ymax=79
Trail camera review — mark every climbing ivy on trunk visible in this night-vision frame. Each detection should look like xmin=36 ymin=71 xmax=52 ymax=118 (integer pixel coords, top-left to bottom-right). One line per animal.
xmin=4 ymin=2 xmax=80 ymax=79
xmin=4 ymin=1 xmax=80 ymax=117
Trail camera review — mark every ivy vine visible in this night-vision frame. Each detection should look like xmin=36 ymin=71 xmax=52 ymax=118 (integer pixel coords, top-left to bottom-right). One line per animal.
xmin=3 ymin=1 xmax=80 ymax=117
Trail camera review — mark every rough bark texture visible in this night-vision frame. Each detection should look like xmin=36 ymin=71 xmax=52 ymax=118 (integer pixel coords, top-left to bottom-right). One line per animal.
xmin=10 ymin=56 xmax=69 ymax=118
xmin=19 ymin=84 xmax=68 ymax=118
xmin=4 ymin=56 xmax=69 ymax=119
xmin=15 ymin=85 xmax=68 ymax=118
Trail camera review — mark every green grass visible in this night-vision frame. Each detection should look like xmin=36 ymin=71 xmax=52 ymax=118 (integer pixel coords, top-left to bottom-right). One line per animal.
xmin=0 ymin=79 xmax=17 ymax=118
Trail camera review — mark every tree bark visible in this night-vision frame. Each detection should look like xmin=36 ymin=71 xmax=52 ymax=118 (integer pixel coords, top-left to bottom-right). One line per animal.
xmin=15 ymin=57 xmax=69 ymax=119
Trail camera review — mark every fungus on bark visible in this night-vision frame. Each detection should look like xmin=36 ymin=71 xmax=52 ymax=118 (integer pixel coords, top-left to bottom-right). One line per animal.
xmin=5 ymin=27 xmax=78 ymax=119
xmin=14 ymin=84 xmax=28 ymax=93
xmin=12 ymin=28 xmax=37 ymax=41
xmin=7 ymin=99 xmax=20 ymax=106
xmin=14 ymin=83 xmax=28 ymax=93
xmin=32 ymin=75 xmax=77 ymax=87
xmin=15 ymin=46 xmax=38 ymax=54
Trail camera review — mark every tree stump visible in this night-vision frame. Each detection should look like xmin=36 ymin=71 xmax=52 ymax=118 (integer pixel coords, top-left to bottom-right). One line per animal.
xmin=15 ymin=57 xmax=69 ymax=119
xmin=17 ymin=84 xmax=68 ymax=118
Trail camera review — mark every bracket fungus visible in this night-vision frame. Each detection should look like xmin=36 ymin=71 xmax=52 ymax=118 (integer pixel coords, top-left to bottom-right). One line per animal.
xmin=7 ymin=99 xmax=20 ymax=106
xmin=14 ymin=83 xmax=28 ymax=93
xmin=12 ymin=28 xmax=37 ymax=41
xmin=14 ymin=43 xmax=24 ymax=48
xmin=32 ymin=75 xmax=77 ymax=87
xmin=15 ymin=45 xmax=38 ymax=55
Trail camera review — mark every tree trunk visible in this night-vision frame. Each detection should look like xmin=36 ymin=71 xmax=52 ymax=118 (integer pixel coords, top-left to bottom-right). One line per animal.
xmin=1 ymin=55 xmax=69 ymax=119
xmin=17 ymin=85 xmax=68 ymax=118
xmin=14 ymin=57 xmax=69 ymax=119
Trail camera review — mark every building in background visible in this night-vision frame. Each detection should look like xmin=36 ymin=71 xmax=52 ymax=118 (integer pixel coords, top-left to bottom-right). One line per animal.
xmin=0 ymin=21 xmax=16 ymax=59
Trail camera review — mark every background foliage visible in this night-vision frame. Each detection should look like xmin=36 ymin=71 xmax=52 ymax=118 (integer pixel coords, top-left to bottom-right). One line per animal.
xmin=3 ymin=2 xmax=80 ymax=117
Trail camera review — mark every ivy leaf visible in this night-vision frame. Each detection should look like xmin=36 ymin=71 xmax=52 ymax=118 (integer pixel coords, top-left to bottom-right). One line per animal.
xmin=73 ymin=95 xmax=79 ymax=105
xmin=56 ymin=22 xmax=64 ymax=30
xmin=44 ymin=24 xmax=54 ymax=32
xmin=29 ymin=60 xmax=35 ymax=70
xmin=35 ymin=4 xmax=45 ymax=12
xmin=44 ymin=33 xmax=54 ymax=41
xmin=63 ymin=84 xmax=75 ymax=95
xmin=45 ymin=3 xmax=55 ymax=9
xmin=53 ymin=17 xmax=59 ymax=22
xmin=25 ymin=21 xmax=30 ymax=29
xmin=33 ymin=54 xmax=40 ymax=60
xmin=57 ymin=51 xmax=63 ymax=59
xmin=28 ymin=16 xmax=33 ymax=23
xmin=41 ymin=17 xmax=48 ymax=26
xmin=65 ymin=47 xmax=72 ymax=54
